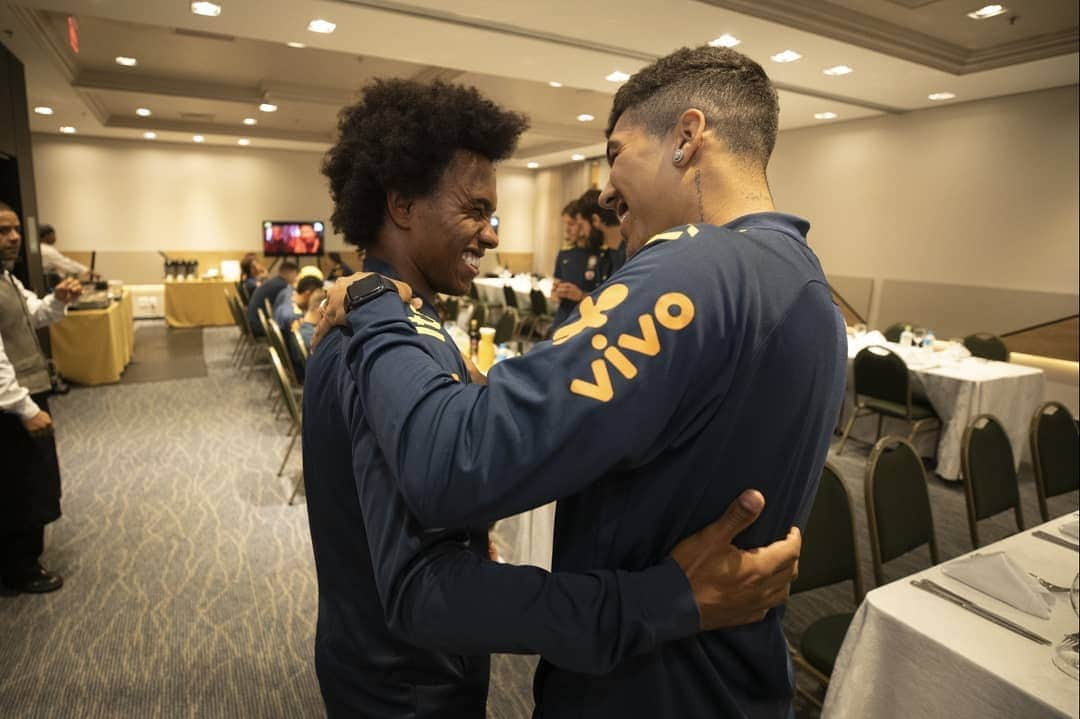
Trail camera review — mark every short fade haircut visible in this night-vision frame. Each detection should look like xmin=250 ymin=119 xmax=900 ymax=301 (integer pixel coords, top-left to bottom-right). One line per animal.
xmin=606 ymin=45 xmax=779 ymax=169
xmin=296 ymin=276 xmax=323 ymax=294
xmin=577 ymin=188 xmax=618 ymax=228
xmin=323 ymin=79 xmax=529 ymax=248
xmin=561 ymin=199 xmax=579 ymax=217
xmin=38 ymin=224 xmax=55 ymax=239
xmin=279 ymin=261 xmax=300 ymax=274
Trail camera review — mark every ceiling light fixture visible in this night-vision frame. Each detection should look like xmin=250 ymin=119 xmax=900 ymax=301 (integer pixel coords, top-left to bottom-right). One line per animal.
xmin=190 ymin=2 xmax=222 ymax=17
xmin=770 ymin=50 xmax=802 ymax=63
xmin=59 ymin=126 xmax=76 ymax=134
xmin=823 ymin=65 xmax=853 ymax=76
xmin=605 ymin=70 xmax=630 ymax=83
xmin=571 ymin=153 xmax=585 ymax=161
xmin=115 ymin=56 xmax=138 ymax=67
xmin=237 ymin=138 xmax=251 ymax=146
xmin=192 ymin=135 xmax=205 ymax=143
xmin=258 ymin=103 xmax=278 ymax=112
xmin=814 ymin=112 xmax=838 ymax=120
xmin=527 ymin=162 xmax=540 ymax=169
xmin=576 ymin=113 xmax=594 ymax=122
xmin=136 ymin=107 xmax=152 ymax=117
xmin=243 ymin=117 xmax=257 ymax=125
xmin=308 ymin=18 xmax=336 ymax=34
xmin=928 ymin=91 xmax=956 ymax=101
xmin=967 ymin=4 xmax=1007 ymax=19
xmin=286 ymin=41 xmax=306 ymax=48
xmin=33 ymin=106 xmax=54 ymax=115
xmin=708 ymin=34 xmax=740 ymax=48
xmin=548 ymin=81 xmax=563 ymax=88
xmin=143 ymin=132 xmax=157 ymax=140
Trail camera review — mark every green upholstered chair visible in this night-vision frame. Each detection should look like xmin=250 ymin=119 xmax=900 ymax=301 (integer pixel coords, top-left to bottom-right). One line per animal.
xmin=837 ymin=346 xmax=940 ymax=455
xmin=963 ymin=333 xmax=1009 ymax=362
xmin=1030 ymin=401 xmax=1080 ymax=522
xmin=960 ymin=414 xmax=1024 ymax=548
xmin=865 ymin=437 xmax=940 ymax=586
xmin=788 ymin=464 xmax=865 ymax=707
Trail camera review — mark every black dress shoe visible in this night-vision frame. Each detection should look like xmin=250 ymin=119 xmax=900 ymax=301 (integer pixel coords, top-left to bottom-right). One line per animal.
xmin=2 ymin=564 xmax=64 ymax=594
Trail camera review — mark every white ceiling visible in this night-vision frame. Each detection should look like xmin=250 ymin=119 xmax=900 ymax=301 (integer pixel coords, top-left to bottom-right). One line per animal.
xmin=1 ymin=0 xmax=1076 ymax=168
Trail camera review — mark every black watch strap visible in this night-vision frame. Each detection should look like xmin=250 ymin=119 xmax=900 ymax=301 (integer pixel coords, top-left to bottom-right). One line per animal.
xmin=344 ymin=274 xmax=396 ymax=313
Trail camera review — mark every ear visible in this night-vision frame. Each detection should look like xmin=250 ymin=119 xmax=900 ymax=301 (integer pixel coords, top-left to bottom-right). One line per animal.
xmin=590 ymin=213 xmax=603 ymax=229
xmin=386 ymin=190 xmax=414 ymax=231
xmin=672 ymin=108 xmax=707 ymax=167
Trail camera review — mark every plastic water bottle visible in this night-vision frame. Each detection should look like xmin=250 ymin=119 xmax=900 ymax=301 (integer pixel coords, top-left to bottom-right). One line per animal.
xmin=899 ymin=325 xmax=914 ymax=347
xmin=923 ymin=330 xmax=935 ymax=348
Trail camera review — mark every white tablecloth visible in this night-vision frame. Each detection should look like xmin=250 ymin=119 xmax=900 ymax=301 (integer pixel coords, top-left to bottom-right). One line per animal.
xmin=473 ymin=276 xmax=555 ymax=313
xmin=823 ymin=513 xmax=1080 ymax=719
xmin=844 ymin=338 xmax=1045 ymax=480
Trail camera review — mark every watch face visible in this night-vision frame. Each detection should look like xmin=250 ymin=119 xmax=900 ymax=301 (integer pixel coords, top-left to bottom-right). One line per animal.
xmin=347 ymin=274 xmax=388 ymax=310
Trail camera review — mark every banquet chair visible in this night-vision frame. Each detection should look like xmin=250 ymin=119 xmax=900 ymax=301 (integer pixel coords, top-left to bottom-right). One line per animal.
xmin=224 ymin=290 xmax=249 ymax=366
xmin=787 ymin=463 xmax=864 ymax=707
xmin=494 ymin=307 xmax=519 ymax=345
xmin=502 ymin=284 xmax=520 ymax=310
xmin=963 ymin=333 xmax=1009 ymax=362
xmin=1029 ymin=401 xmax=1080 ymax=522
xmin=231 ymin=295 xmax=268 ymax=377
xmin=865 ymin=437 xmax=940 ymax=586
xmin=882 ymin=322 xmax=912 ymax=343
xmin=960 ymin=414 xmax=1024 ymax=548
xmin=837 ymin=346 xmax=940 ymax=456
xmin=469 ymin=301 xmax=487 ymax=327
xmin=443 ymin=297 xmax=460 ymax=326
xmin=267 ymin=318 xmax=302 ymax=388
xmin=522 ymin=289 xmax=554 ymax=339
xmin=256 ymin=309 xmax=283 ymax=403
xmin=268 ymin=346 xmax=305 ymax=505
xmin=291 ymin=327 xmax=309 ymax=375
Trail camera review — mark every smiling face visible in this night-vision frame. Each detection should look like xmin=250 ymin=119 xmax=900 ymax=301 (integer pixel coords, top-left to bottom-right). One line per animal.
xmin=599 ymin=115 xmax=688 ymax=257
xmin=408 ymin=150 xmax=499 ymax=296
xmin=0 ymin=209 xmax=22 ymax=264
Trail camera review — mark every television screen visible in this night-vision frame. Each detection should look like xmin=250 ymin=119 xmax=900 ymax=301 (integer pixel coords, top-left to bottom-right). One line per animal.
xmin=263 ymin=220 xmax=325 ymax=256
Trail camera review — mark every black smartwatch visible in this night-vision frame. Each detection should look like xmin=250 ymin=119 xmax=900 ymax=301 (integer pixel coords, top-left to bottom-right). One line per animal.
xmin=344 ymin=274 xmax=397 ymax=314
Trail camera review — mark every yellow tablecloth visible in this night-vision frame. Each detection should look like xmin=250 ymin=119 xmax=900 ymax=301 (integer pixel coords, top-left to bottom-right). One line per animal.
xmin=50 ymin=290 xmax=135 ymax=386
xmin=165 ymin=280 xmax=234 ymax=328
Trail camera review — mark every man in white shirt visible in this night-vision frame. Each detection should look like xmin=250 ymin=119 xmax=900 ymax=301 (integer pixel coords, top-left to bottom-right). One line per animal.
xmin=38 ymin=224 xmax=90 ymax=280
xmin=0 ymin=203 xmax=82 ymax=593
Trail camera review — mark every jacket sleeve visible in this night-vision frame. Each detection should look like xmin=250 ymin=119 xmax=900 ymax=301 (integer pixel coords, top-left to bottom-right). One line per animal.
xmin=344 ymin=246 xmax=727 ymax=527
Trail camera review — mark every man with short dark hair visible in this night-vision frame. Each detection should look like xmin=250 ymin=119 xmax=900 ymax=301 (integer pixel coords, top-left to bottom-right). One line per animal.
xmin=246 ymin=261 xmax=298 ymax=336
xmin=577 ymin=187 xmax=626 ymax=282
xmin=319 ymin=45 xmax=846 ymax=717
xmin=273 ymin=275 xmax=323 ymax=334
xmin=37 ymin=224 xmax=89 ymax=280
xmin=304 ymin=78 xmax=802 ymax=718
xmin=1 ymin=203 xmax=83 ymax=594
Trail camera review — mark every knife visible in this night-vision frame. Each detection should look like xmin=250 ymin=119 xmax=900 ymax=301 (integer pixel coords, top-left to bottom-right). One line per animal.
xmin=911 ymin=579 xmax=1051 ymax=646
xmin=1033 ymin=530 xmax=1080 ymax=552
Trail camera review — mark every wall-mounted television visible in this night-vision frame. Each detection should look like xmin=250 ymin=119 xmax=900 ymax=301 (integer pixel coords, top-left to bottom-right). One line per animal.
xmin=263 ymin=220 xmax=324 ymax=256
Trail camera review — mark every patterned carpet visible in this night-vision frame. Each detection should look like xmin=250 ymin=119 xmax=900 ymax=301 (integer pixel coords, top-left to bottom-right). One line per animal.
xmin=0 ymin=322 xmax=1075 ymax=718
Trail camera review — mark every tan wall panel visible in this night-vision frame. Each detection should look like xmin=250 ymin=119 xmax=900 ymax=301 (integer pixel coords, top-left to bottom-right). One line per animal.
xmin=828 ymin=274 xmax=874 ymax=322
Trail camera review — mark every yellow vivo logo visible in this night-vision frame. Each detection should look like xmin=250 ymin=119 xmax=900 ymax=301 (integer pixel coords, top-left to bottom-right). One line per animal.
xmin=566 ymin=291 xmax=695 ymax=402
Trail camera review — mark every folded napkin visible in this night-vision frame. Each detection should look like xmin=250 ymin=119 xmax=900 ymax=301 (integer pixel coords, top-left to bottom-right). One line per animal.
xmin=1060 ymin=520 xmax=1079 ymax=541
xmin=942 ymin=552 xmax=1054 ymax=619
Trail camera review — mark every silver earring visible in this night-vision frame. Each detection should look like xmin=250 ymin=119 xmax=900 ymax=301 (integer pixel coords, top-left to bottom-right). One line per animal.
xmin=672 ymin=147 xmax=684 ymax=164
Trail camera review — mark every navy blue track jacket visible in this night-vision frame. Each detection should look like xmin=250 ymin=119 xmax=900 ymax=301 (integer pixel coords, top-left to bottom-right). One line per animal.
xmin=339 ymin=213 xmax=847 ymax=718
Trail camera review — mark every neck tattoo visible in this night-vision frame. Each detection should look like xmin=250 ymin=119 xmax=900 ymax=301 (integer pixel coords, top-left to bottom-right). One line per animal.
xmin=694 ymin=169 xmax=705 ymax=223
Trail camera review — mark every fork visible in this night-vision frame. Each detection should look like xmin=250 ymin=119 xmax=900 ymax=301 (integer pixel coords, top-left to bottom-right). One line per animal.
xmin=1028 ymin=573 xmax=1072 ymax=593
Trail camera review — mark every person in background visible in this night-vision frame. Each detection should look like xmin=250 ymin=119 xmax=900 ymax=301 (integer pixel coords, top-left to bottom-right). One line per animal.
xmin=550 ymin=197 xmax=603 ymax=332
xmin=274 ymin=275 xmax=323 ymax=334
xmin=294 ymin=286 xmax=325 ymax=352
xmin=0 ymin=203 xmax=83 ymax=594
xmin=578 ymin=188 xmax=627 ymax=282
xmin=240 ymin=253 xmax=268 ymax=301
xmin=247 ymin=261 xmax=298 ymax=337
xmin=558 ymin=199 xmax=580 ymax=249
xmin=326 ymin=250 xmax=359 ymax=281
xmin=38 ymin=225 xmax=90 ymax=283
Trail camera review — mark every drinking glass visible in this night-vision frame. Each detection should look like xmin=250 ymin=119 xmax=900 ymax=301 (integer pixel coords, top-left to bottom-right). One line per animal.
xmin=1051 ymin=572 xmax=1080 ymax=679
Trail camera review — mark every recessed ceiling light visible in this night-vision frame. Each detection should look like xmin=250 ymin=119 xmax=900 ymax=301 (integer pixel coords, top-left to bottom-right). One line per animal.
xmin=286 ymin=41 xmax=306 ymax=48
xmin=33 ymin=106 xmax=53 ymax=115
xmin=136 ymin=107 xmax=152 ymax=117
xmin=143 ymin=132 xmax=157 ymax=140
xmin=576 ymin=114 xmax=595 ymax=122
xmin=708 ymin=34 xmax=740 ymax=48
xmin=928 ymin=91 xmax=956 ymax=101
xmin=605 ymin=70 xmax=631 ymax=83
xmin=258 ymin=103 xmax=278 ymax=113
xmin=823 ymin=65 xmax=853 ymax=76
xmin=59 ymin=126 xmax=76 ymax=134
xmin=308 ymin=18 xmax=336 ymax=34
xmin=115 ymin=56 xmax=138 ymax=67
xmin=190 ymin=2 xmax=222 ymax=17
xmin=192 ymin=135 xmax=205 ymax=143
xmin=571 ymin=153 xmax=585 ymax=161
xmin=237 ymin=138 xmax=251 ymax=146
xmin=548 ymin=81 xmax=563 ymax=88
xmin=814 ymin=112 xmax=838 ymax=120
xmin=527 ymin=162 xmax=540 ymax=169
xmin=243 ymin=117 xmax=257 ymax=126
xmin=771 ymin=50 xmax=802 ymax=63
xmin=967 ymin=4 xmax=1007 ymax=19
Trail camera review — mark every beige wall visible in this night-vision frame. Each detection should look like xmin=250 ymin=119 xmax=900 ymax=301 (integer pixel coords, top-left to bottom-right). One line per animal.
xmin=769 ymin=84 xmax=1080 ymax=296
